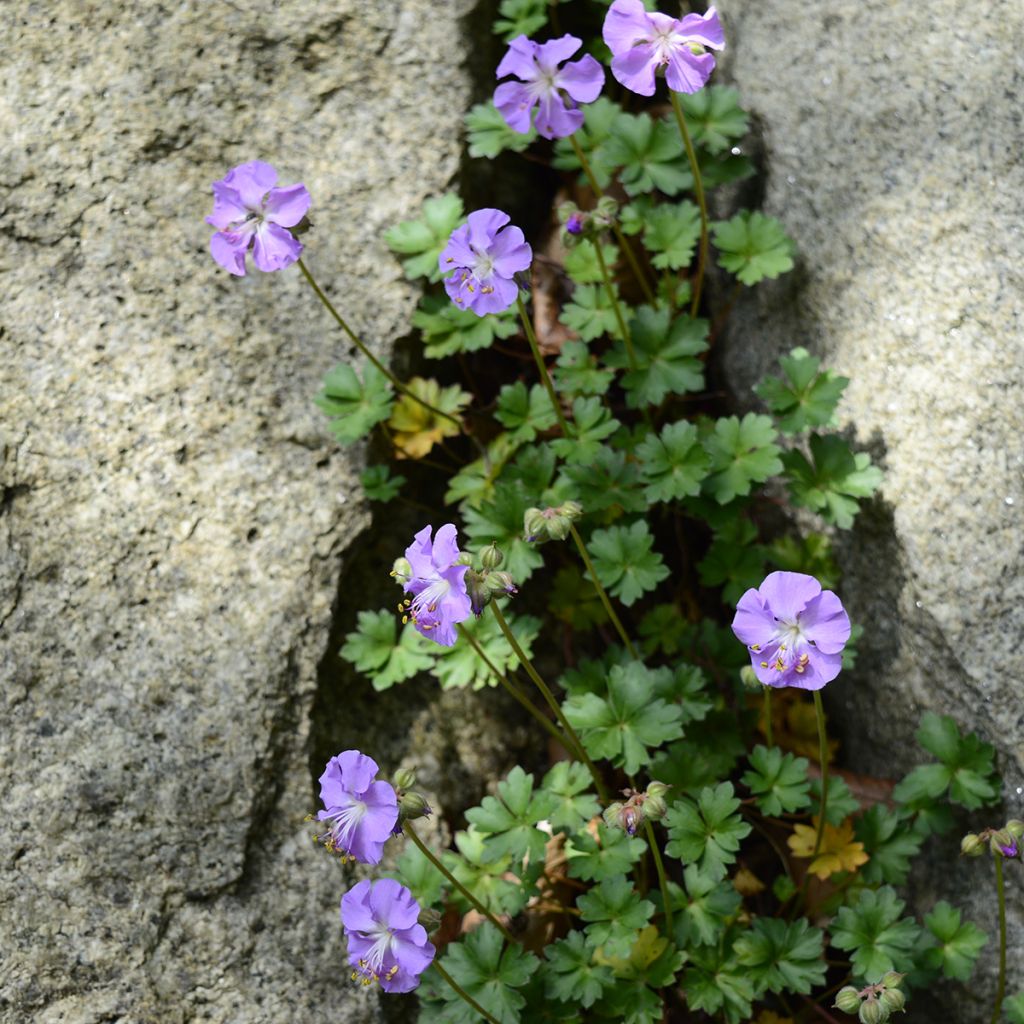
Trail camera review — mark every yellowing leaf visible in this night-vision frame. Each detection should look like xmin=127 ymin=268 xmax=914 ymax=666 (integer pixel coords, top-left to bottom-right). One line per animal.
xmin=788 ymin=818 xmax=869 ymax=880
xmin=593 ymin=924 xmax=667 ymax=977
xmin=388 ymin=376 xmax=470 ymax=459
xmin=733 ymin=867 xmax=766 ymax=897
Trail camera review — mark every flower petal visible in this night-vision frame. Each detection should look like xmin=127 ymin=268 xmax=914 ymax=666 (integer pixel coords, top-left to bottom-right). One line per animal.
xmin=360 ymin=781 xmax=401 ymax=839
xmin=467 ymin=208 xmax=511 ymax=252
xmin=209 ymin=229 xmax=252 ymax=276
xmin=369 ymin=878 xmax=422 ymax=930
xmin=206 ymin=182 xmax=249 ymax=229
xmin=610 ymin=46 xmax=659 ymax=97
xmin=603 ymin=0 xmax=655 ymax=57
xmin=438 ymin=224 xmax=474 ymax=275
xmin=799 ymin=590 xmax=851 ymax=655
xmin=489 ymin=225 xmax=532 ymax=277
xmin=758 ymin=571 xmax=821 ymax=624
xmin=263 ymin=183 xmax=311 ymax=227
xmin=405 ymin=524 xmax=437 ymax=580
xmin=334 ymin=749 xmax=380 ymax=795
xmin=470 ymin=273 xmax=520 ymax=317
xmin=665 ymin=47 xmax=716 ymax=94
xmin=495 ymin=34 xmax=540 ymax=81
xmin=789 ymin=649 xmax=842 ymax=691
xmin=494 ymin=80 xmax=536 ymax=135
xmin=558 ymin=53 xmax=606 ymax=104
xmin=430 ymin=523 xmax=460 ymax=568
xmin=252 ymin=222 xmax=302 ymax=272
xmin=340 ymin=880 xmax=376 ymax=933
xmin=679 ymin=7 xmax=726 ymax=50
xmin=534 ymin=90 xmax=583 ymax=139
xmin=732 ymin=587 xmax=780 ymax=648
xmin=535 ymin=34 xmax=582 ymax=73
xmin=223 ymin=160 xmax=278 ymax=209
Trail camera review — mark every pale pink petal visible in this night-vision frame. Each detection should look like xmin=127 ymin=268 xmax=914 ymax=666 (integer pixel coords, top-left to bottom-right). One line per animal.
xmin=209 ymin=229 xmax=252 ymax=276
xmin=467 ymin=208 xmax=511 ymax=251
xmin=494 ymin=80 xmax=536 ymax=134
xmin=535 ymin=34 xmax=582 ymax=73
xmin=558 ymin=54 xmax=606 ymax=104
xmin=679 ymin=7 xmax=726 ymax=50
xmin=603 ymin=0 xmax=655 ymax=56
xmin=223 ymin=160 xmax=278 ymax=209
xmin=534 ymin=90 xmax=583 ymax=139
xmin=206 ymin=182 xmax=249 ymax=229
xmin=252 ymin=222 xmax=302 ymax=272
xmin=665 ymin=47 xmax=716 ymax=94
xmin=496 ymin=34 xmax=540 ymax=81
xmin=611 ymin=46 xmax=660 ymax=96
xmin=263 ymin=183 xmax=310 ymax=227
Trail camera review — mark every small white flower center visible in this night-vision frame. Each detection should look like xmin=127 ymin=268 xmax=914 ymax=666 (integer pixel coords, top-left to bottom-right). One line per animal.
xmin=410 ymin=574 xmax=451 ymax=620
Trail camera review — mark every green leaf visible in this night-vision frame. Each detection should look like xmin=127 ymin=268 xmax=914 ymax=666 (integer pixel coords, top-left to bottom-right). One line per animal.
xmin=604 ymin=306 xmax=707 ymax=408
xmin=733 ymin=917 xmax=826 ymax=996
xmin=783 ymin=434 xmax=883 ymax=529
xmin=551 ymin=397 xmax=621 ymax=464
xmin=463 ymin=481 xmax=548 ymax=583
xmin=412 ymin=292 xmax=517 ymax=358
xmin=562 ymin=446 xmax=646 ymax=514
xmin=496 ymin=380 xmax=558 ymax=442
xmin=713 ymin=210 xmax=795 ymax=285
xmin=830 ymin=887 xmax=922 ymax=982
xmin=432 ymin=610 xmax=540 ymax=690
xmin=767 ymin=532 xmax=840 ymax=589
xmin=755 ymin=346 xmax=849 ymax=434
xmin=465 ymin=765 xmax=558 ymax=865
xmin=560 ymin=283 xmax=624 ymax=341
xmin=568 ymin=822 xmax=647 ymax=882
xmin=465 ymin=99 xmax=536 ymax=158
xmin=360 ymin=464 xmax=405 ymax=502
xmin=548 ymin=565 xmax=606 ymax=631
xmin=919 ymin=901 xmax=988 ymax=982
xmin=552 ymin=97 xmax=624 ymax=189
xmin=339 ymin=609 xmax=433 ymax=690
xmin=674 ymin=864 xmax=741 ymax=947
xmin=564 ymin=240 xmax=620 ymax=285
xmin=423 ymin=922 xmax=540 ymax=1024
xmin=390 ymin=836 xmax=446 ymax=909
xmin=494 ymin=0 xmax=548 ymax=41
xmin=679 ymin=85 xmax=749 ymax=155
xmin=1005 ymin=993 xmax=1024 ymax=1024
xmin=563 ymin=660 xmax=685 ymax=774
xmin=702 ymin=413 xmax=783 ymax=504
xmin=892 ymin=712 xmax=1000 ymax=810
xmin=682 ymin=944 xmax=755 ymax=1024
xmin=638 ymin=603 xmax=689 ymax=656
xmin=578 ymin=875 xmax=655 ymax=958
xmin=642 ymin=201 xmax=701 ymax=270
xmin=384 ymin=192 xmax=464 ymax=282
xmin=665 ymin=782 xmax=752 ymax=881
xmin=741 ymin=745 xmax=811 ymax=818
xmin=854 ymin=804 xmax=923 ymax=886
xmin=599 ymin=112 xmax=689 ymax=196
xmin=554 ymin=340 xmax=614 ymax=396
xmin=444 ymin=827 xmax=532 ymax=917
xmin=543 ymin=930 xmax=613 ymax=1008
xmin=810 ymin=774 xmax=860 ymax=826
xmin=587 ymin=521 xmax=669 ymax=607
xmin=315 ymin=363 xmax=394 ymax=444
xmin=542 ymin=761 xmax=601 ymax=833
xmin=445 ymin=433 xmax=520 ymax=509
xmin=697 ymin=517 xmax=768 ymax=605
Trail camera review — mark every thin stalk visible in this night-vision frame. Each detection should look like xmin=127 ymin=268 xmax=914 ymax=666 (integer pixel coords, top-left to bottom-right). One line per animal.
xmin=991 ymin=854 xmax=1007 ymax=1024
xmin=811 ymin=691 xmax=829 ymax=861
xmin=567 ymin=134 xmax=657 ymax=306
xmin=644 ymin=819 xmax=673 ymax=937
xmin=432 ymin=961 xmax=502 ymax=1024
xmin=763 ymin=686 xmax=774 ymax=748
xmin=297 ymin=258 xmax=463 ymax=433
xmin=403 ymin=822 xmax=518 ymax=946
xmin=456 ymin=623 xmax=570 ymax=751
xmin=668 ymin=91 xmax=708 ymax=317
xmin=490 ymin=602 xmax=607 ymax=801
xmin=591 ymin=230 xmax=637 ymax=370
xmin=569 ymin=523 xmax=638 ymax=659
xmin=516 ymin=294 xmax=571 ymax=437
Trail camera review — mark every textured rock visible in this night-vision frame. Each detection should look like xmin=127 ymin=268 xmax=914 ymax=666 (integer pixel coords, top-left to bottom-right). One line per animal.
xmin=715 ymin=0 xmax=1024 ymax=1012
xmin=0 ymin=3 xmax=472 ymax=1021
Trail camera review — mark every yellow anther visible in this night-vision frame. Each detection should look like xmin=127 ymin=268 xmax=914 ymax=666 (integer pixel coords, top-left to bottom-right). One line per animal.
xmin=760 ymin=661 xmax=769 ymax=668
xmin=401 ymin=616 xmax=408 ymax=624
xmin=750 ymin=644 xmax=760 ymax=652
xmin=795 ymin=665 xmax=805 ymax=674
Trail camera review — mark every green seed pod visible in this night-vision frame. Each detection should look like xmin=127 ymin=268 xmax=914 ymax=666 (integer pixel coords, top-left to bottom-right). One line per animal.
xmin=880 ymin=972 xmax=904 ymax=990
xmin=602 ymin=802 xmax=625 ymax=830
xmin=559 ymin=500 xmax=584 ymax=521
xmin=523 ymin=507 xmax=548 ymax=542
xmin=960 ymin=832 xmax=985 ymax=857
xmin=480 ymin=543 xmax=504 ymax=570
xmin=644 ymin=782 xmax=671 ymax=821
xmin=1006 ymin=819 xmax=1024 ymax=839
xmin=392 ymin=767 xmax=416 ymax=791
xmin=399 ymin=791 xmax=432 ymax=822
xmin=879 ymin=988 xmax=906 ymax=1014
xmin=858 ymin=997 xmax=886 ymax=1024
xmin=834 ymin=987 xmax=862 ymax=1014
xmin=484 ymin=571 xmax=517 ymax=597
xmin=990 ymin=828 xmax=1015 ymax=856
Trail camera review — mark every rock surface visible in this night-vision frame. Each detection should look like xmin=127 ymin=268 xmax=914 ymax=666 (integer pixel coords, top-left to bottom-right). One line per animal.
xmin=0 ymin=3 xmax=472 ymax=1021
xmin=716 ymin=0 xmax=1024 ymax=1012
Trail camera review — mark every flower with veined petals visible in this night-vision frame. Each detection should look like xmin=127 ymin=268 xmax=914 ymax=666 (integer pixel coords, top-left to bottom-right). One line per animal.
xmin=315 ymin=750 xmax=398 ymax=864
xmin=495 ymin=33 xmax=605 ymax=140
xmin=399 ymin=523 xmax=472 ymax=646
xmin=732 ymin=571 xmax=851 ymax=691
xmin=603 ymin=0 xmax=725 ymax=97
xmin=341 ymin=878 xmax=435 ymax=993
xmin=439 ymin=209 xmax=532 ymax=317
xmin=206 ymin=160 xmax=310 ymax=276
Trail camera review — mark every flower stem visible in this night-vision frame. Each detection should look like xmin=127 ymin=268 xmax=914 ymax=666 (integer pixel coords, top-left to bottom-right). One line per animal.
xmin=403 ymin=821 xmax=518 ymax=946
xmin=432 ymin=960 xmax=502 ymax=1024
xmin=591 ymin=238 xmax=638 ymax=370
xmin=763 ymin=686 xmax=774 ymax=748
xmin=490 ymin=602 xmax=607 ymax=801
xmin=569 ymin=523 xmax=639 ymax=659
xmin=810 ymin=690 xmax=829 ymax=862
xmin=644 ymin=819 xmax=673 ymax=937
xmin=456 ymin=623 xmax=572 ymax=752
xmin=567 ymin=134 xmax=657 ymax=307
xmin=668 ymin=91 xmax=708 ymax=318
xmin=297 ymin=257 xmax=463 ymax=433
xmin=516 ymin=294 xmax=572 ymax=437
xmin=991 ymin=853 xmax=1007 ymax=1024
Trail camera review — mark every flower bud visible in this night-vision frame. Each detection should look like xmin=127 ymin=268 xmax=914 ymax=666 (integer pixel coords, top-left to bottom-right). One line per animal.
xmin=593 ymin=195 xmax=619 ymax=227
xmin=990 ymin=829 xmax=1017 ymax=857
xmin=879 ymin=988 xmax=905 ymax=1014
xmin=960 ymin=832 xmax=985 ymax=857
xmin=484 ymin=571 xmax=517 ymax=598
xmin=455 ymin=551 xmax=473 ymax=566
xmin=1006 ymin=819 xmax=1024 ymax=839
xmin=834 ymin=987 xmax=862 ymax=1014
xmin=880 ymin=973 xmax=904 ymax=990
xmin=418 ymin=906 xmax=443 ymax=931
xmin=480 ymin=544 xmax=504 ymax=570
xmin=391 ymin=557 xmax=412 ymax=584
xmin=602 ymin=802 xmax=625 ymax=830
xmin=644 ymin=782 xmax=671 ymax=821
xmin=399 ymin=790 xmax=432 ymax=822
xmin=523 ymin=507 xmax=548 ymax=543
xmin=739 ymin=665 xmax=762 ymax=691
xmin=559 ymin=500 xmax=583 ymax=521
xmin=465 ymin=570 xmax=490 ymax=616
xmin=858 ymin=997 xmax=886 ymax=1024
xmin=392 ymin=767 xmax=416 ymax=792
xmin=566 ymin=212 xmax=586 ymax=236
xmin=523 ymin=505 xmax=574 ymax=543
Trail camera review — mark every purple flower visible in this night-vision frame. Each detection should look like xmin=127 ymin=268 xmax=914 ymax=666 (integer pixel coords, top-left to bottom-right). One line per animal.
xmin=341 ymin=878 xmax=435 ymax=993
xmin=439 ymin=209 xmax=532 ymax=317
xmin=206 ymin=160 xmax=310 ymax=276
xmin=316 ymin=750 xmax=398 ymax=864
xmin=400 ymin=524 xmax=473 ymax=646
xmin=603 ymin=0 xmax=725 ymax=97
xmin=732 ymin=571 xmax=851 ymax=691
xmin=566 ymin=212 xmax=586 ymax=236
xmin=495 ymin=34 xmax=605 ymax=140
xmin=999 ymin=838 xmax=1019 ymax=858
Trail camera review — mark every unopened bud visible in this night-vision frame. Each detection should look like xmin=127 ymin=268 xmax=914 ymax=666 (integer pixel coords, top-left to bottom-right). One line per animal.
xmin=391 ymin=557 xmax=412 ymax=583
xmin=559 ymin=500 xmax=583 ymax=521
xmin=523 ymin=507 xmax=548 ymax=543
xmin=399 ymin=791 xmax=432 ymax=822
xmin=961 ymin=832 xmax=985 ymax=857
xmin=392 ymin=767 xmax=416 ymax=791
xmin=991 ymin=829 xmax=1017 ymax=857
xmin=858 ymin=997 xmax=886 ymax=1024
xmin=880 ymin=973 xmax=904 ymax=990
xmin=1006 ymin=819 xmax=1024 ymax=839
xmin=484 ymin=571 xmax=517 ymax=598
xmin=465 ymin=570 xmax=490 ymax=616
xmin=523 ymin=505 xmax=575 ymax=543
xmin=879 ymin=988 xmax=905 ymax=1014
xmin=418 ymin=907 xmax=443 ymax=931
xmin=455 ymin=552 xmax=473 ymax=566
xmin=480 ymin=544 xmax=504 ymax=570
xmin=593 ymin=195 xmax=619 ymax=227
xmin=739 ymin=665 xmax=762 ymax=691
xmin=644 ymin=782 xmax=671 ymax=821
xmin=834 ymin=987 xmax=862 ymax=1014
xmin=566 ymin=212 xmax=586 ymax=236
xmin=603 ymin=802 xmax=625 ymax=830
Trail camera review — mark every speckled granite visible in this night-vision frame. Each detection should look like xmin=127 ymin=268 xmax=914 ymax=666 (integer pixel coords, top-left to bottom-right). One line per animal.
xmin=715 ymin=0 xmax=1024 ymax=1014
xmin=0 ymin=3 xmax=470 ymax=1021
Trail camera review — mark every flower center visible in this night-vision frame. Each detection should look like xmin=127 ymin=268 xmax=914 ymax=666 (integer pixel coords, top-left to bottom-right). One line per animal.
xmin=353 ymin=923 xmax=400 ymax=986
xmin=318 ymin=797 xmax=367 ymax=858
xmin=473 ymin=251 xmax=495 ymax=280
xmin=405 ymin=573 xmax=452 ymax=631
xmin=749 ymin=618 xmax=813 ymax=676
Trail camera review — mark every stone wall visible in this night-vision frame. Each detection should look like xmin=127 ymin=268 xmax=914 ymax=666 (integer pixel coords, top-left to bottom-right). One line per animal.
xmin=715 ymin=0 xmax=1024 ymax=1014
xmin=0 ymin=3 xmax=471 ymax=1021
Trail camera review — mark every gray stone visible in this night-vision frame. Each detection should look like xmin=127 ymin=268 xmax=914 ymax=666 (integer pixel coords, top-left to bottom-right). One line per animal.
xmin=716 ymin=0 xmax=1024 ymax=1013
xmin=0 ymin=2 xmax=474 ymax=1021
